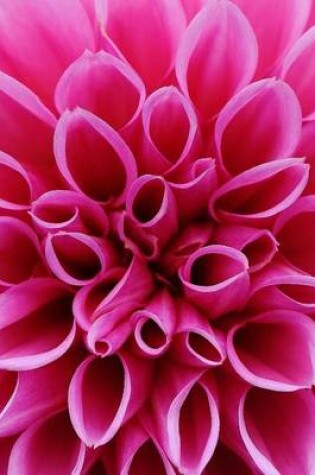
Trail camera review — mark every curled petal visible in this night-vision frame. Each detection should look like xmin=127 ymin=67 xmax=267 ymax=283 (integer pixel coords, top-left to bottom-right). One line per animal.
xmin=44 ymin=232 xmax=116 ymax=286
xmin=179 ymin=245 xmax=250 ymax=319
xmin=55 ymin=50 xmax=145 ymax=130
xmin=0 ymin=278 xmax=75 ymax=370
xmin=176 ymin=0 xmax=258 ymax=119
xmin=0 ymin=151 xmax=32 ymax=210
xmin=126 ymin=175 xmax=178 ymax=250
xmin=118 ymin=213 xmax=160 ymax=261
xmin=227 ymin=310 xmax=315 ymax=391
xmin=31 ymin=190 xmax=109 ymax=236
xmin=0 ymin=0 xmax=94 ymax=109
xmin=214 ymin=225 xmax=278 ymax=273
xmin=138 ymin=86 xmax=200 ymax=175
xmin=145 ymin=363 xmax=220 ymax=474
xmin=132 ymin=289 xmax=177 ymax=358
xmin=171 ymin=299 xmax=226 ymax=367
xmin=0 ymin=217 xmax=41 ymax=286
xmin=54 ymin=108 xmax=137 ymax=206
xmin=204 ymin=441 xmax=256 ymax=475
xmin=104 ymin=0 xmax=186 ymax=90
xmin=68 ymin=353 xmax=152 ymax=447
xmin=215 ymin=79 xmax=302 ymax=176
xmin=274 ymin=195 xmax=315 ymax=275
xmin=233 ymin=0 xmax=312 ymax=77
xmin=74 ymin=258 xmax=154 ymax=331
xmin=210 ymin=158 xmax=309 ymax=224
xmin=239 ymin=388 xmax=315 ymax=475
xmin=8 ymin=411 xmax=86 ymax=475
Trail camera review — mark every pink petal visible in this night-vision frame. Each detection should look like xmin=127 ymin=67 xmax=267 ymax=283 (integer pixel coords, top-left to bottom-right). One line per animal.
xmin=281 ymin=27 xmax=315 ymax=119
xmin=295 ymin=119 xmax=315 ymax=194
xmin=44 ymin=232 xmax=116 ymax=286
xmin=118 ymin=212 xmax=160 ymax=261
xmin=233 ymin=0 xmax=312 ymax=77
xmin=0 ymin=278 xmax=75 ymax=370
xmin=103 ymin=0 xmax=186 ymax=90
xmin=179 ymin=245 xmax=250 ymax=319
xmin=180 ymin=0 xmax=207 ymax=21
xmin=68 ymin=353 xmax=152 ymax=447
xmin=55 ymin=50 xmax=145 ymax=130
xmin=214 ymin=225 xmax=278 ymax=273
xmin=138 ymin=86 xmax=200 ymax=175
xmin=8 ymin=411 xmax=86 ymax=475
xmin=132 ymin=289 xmax=177 ymax=358
xmin=0 ymin=0 xmax=94 ymax=109
xmin=0 ymin=217 xmax=41 ymax=286
xmin=239 ymin=388 xmax=315 ymax=475
xmin=176 ymin=0 xmax=258 ymax=119
xmin=210 ymin=158 xmax=309 ymax=224
xmin=54 ymin=108 xmax=137 ymax=206
xmin=204 ymin=441 xmax=256 ymax=475
xmin=0 ymin=438 xmax=15 ymax=475
xmin=228 ymin=310 xmax=315 ymax=391
xmin=31 ymin=190 xmax=109 ymax=236
xmin=0 ymin=151 xmax=32 ymax=210
xmin=215 ymin=79 xmax=302 ymax=176
xmin=274 ymin=195 xmax=315 ymax=275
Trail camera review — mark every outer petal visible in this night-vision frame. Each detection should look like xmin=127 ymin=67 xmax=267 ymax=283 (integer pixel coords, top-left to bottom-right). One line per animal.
xmin=209 ymin=158 xmax=309 ymax=224
xmin=8 ymin=411 xmax=86 ymax=475
xmin=214 ymin=79 xmax=302 ymax=176
xmin=176 ymin=0 xmax=258 ymax=119
xmin=179 ymin=245 xmax=250 ymax=319
xmin=103 ymin=0 xmax=186 ymax=90
xmin=0 ymin=0 xmax=94 ymax=109
xmin=233 ymin=0 xmax=311 ymax=77
xmin=180 ymin=0 xmax=207 ymax=21
xmin=68 ymin=353 xmax=152 ymax=447
xmin=55 ymin=50 xmax=145 ymax=130
xmin=0 ymin=278 xmax=75 ymax=370
xmin=54 ymin=108 xmax=137 ymax=207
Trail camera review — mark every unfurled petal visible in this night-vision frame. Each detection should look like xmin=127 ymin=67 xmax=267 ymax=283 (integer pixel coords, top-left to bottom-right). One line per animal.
xmin=145 ymin=363 xmax=219 ymax=474
xmin=0 ymin=278 xmax=75 ymax=370
xmin=68 ymin=353 xmax=152 ymax=447
xmin=176 ymin=0 xmax=258 ymax=119
xmin=54 ymin=108 xmax=137 ymax=206
xmin=171 ymin=298 xmax=226 ymax=367
xmin=132 ymin=289 xmax=177 ymax=358
xmin=138 ymin=86 xmax=200 ymax=175
xmin=44 ymin=232 xmax=116 ymax=286
xmin=179 ymin=245 xmax=250 ymax=319
xmin=215 ymin=79 xmax=302 ymax=176
xmin=103 ymin=0 xmax=186 ymax=90
xmin=0 ymin=0 xmax=94 ymax=109
xmin=233 ymin=0 xmax=312 ymax=77
xmin=214 ymin=225 xmax=278 ymax=272
xmin=55 ymin=50 xmax=145 ymax=130
xmin=180 ymin=0 xmax=207 ymax=21
xmin=210 ymin=158 xmax=309 ymax=224
xmin=31 ymin=190 xmax=109 ymax=236
xmin=8 ymin=411 xmax=86 ymax=475
xmin=228 ymin=310 xmax=315 ymax=391
xmin=0 ymin=217 xmax=41 ymax=286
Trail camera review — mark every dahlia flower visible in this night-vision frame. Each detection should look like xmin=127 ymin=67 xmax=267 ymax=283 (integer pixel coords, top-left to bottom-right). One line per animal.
xmin=0 ymin=0 xmax=315 ymax=473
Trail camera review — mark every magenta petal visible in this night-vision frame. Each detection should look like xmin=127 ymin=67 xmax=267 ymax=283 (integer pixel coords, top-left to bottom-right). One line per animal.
xmin=104 ymin=0 xmax=186 ymax=90
xmin=176 ymin=0 xmax=258 ymax=119
xmin=0 ymin=151 xmax=32 ymax=210
xmin=228 ymin=310 xmax=315 ymax=391
xmin=0 ymin=217 xmax=41 ymax=286
xmin=210 ymin=158 xmax=309 ymax=224
xmin=180 ymin=0 xmax=207 ymax=21
xmin=233 ymin=0 xmax=312 ymax=77
xmin=138 ymin=86 xmax=200 ymax=175
xmin=68 ymin=353 xmax=152 ymax=447
xmin=0 ymin=0 xmax=94 ymax=109
xmin=239 ymin=388 xmax=315 ymax=475
xmin=55 ymin=50 xmax=145 ymax=130
xmin=8 ymin=411 xmax=86 ymax=475
xmin=295 ymin=119 xmax=315 ymax=194
xmin=54 ymin=108 xmax=137 ymax=206
xmin=179 ymin=245 xmax=250 ymax=319
xmin=204 ymin=441 xmax=255 ymax=475
xmin=132 ymin=289 xmax=177 ymax=358
xmin=215 ymin=79 xmax=302 ymax=176
xmin=0 ymin=278 xmax=75 ymax=370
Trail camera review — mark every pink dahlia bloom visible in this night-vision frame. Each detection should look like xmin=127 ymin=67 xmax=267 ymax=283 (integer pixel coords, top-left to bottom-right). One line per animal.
xmin=1 ymin=0 xmax=315 ymax=473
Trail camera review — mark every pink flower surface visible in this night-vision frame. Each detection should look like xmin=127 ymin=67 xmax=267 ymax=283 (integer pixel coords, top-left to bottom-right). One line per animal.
xmin=0 ymin=0 xmax=315 ymax=473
